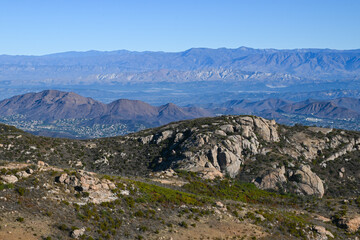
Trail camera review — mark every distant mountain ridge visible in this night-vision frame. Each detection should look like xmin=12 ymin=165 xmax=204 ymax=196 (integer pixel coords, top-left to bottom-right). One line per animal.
xmin=1 ymin=47 xmax=359 ymax=86
xmin=215 ymin=97 xmax=360 ymax=120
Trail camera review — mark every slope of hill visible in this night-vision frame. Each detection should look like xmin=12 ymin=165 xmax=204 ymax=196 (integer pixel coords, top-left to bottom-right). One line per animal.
xmin=1 ymin=116 xmax=360 ymax=239
xmin=0 ymin=90 xmax=107 ymax=121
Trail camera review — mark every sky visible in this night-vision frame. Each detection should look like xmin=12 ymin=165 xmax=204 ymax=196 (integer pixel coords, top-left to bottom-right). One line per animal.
xmin=0 ymin=0 xmax=359 ymax=55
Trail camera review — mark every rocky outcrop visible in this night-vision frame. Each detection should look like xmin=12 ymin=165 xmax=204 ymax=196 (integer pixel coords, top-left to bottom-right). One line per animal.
xmin=0 ymin=163 xmax=34 ymax=183
xmin=325 ymin=138 xmax=359 ymax=162
xmin=71 ymin=227 xmax=86 ymax=239
xmin=136 ymin=115 xmax=329 ymax=197
xmin=55 ymin=170 xmax=117 ymax=204
xmin=144 ymin=115 xmax=280 ymax=179
xmin=139 ymin=135 xmax=153 ymax=144
xmin=155 ymin=130 xmax=174 ymax=144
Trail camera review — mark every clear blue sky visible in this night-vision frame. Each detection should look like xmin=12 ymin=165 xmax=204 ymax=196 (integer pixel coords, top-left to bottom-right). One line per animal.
xmin=0 ymin=0 xmax=359 ymax=55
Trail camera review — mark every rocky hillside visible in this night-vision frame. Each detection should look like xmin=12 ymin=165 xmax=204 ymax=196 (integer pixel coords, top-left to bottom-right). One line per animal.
xmin=1 ymin=115 xmax=360 ymax=239
xmin=131 ymin=115 xmax=360 ymax=198
xmin=1 ymin=115 xmax=360 ymax=198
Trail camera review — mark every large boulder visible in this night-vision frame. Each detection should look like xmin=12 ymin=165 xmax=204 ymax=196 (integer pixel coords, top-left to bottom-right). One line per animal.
xmin=254 ymin=166 xmax=287 ymax=190
xmin=217 ymin=148 xmax=242 ymax=178
xmin=71 ymin=227 xmax=85 ymax=239
xmin=334 ymin=216 xmax=360 ymax=233
xmin=312 ymin=225 xmax=334 ymax=240
xmin=254 ymin=165 xmax=325 ymax=198
xmin=1 ymin=175 xmax=18 ymax=184
xmin=293 ymin=165 xmax=324 ymax=198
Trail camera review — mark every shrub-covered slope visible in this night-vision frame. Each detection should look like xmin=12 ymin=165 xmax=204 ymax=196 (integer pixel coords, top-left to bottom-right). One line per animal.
xmin=1 ymin=115 xmax=360 ymax=198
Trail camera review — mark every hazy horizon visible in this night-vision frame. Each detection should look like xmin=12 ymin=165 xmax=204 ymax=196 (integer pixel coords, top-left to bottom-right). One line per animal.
xmin=1 ymin=0 xmax=359 ymax=55
xmin=2 ymin=45 xmax=360 ymax=57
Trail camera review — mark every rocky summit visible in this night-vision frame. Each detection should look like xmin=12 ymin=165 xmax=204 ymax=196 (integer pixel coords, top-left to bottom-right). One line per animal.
xmin=1 ymin=115 xmax=360 ymax=239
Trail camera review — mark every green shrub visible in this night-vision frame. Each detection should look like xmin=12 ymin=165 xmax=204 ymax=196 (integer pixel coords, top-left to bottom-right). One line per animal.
xmin=58 ymin=224 xmax=69 ymax=231
xmin=139 ymin=225 xmax=148 ymax=232
xmin=16 ymin=187 xmax=26 ymax=196
xmin=179 ymin=221 xmax=188 ymax=228
xmin=0 ymin=183 xmax=14 ymax=191
xmin=134 ymin=210 xmax=144 ymax=217
xmin=135 ymin=181 xmax=207 ymax=206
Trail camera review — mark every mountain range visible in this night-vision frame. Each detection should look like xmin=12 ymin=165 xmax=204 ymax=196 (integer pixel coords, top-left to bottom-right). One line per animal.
xmin=1 ymin=47 xmax=360 ymax=106
xmin=1 ymin=47 xmax=359 ymax=84
xmin=0 ymin=90 xmax=212 ymax=126
xmin=214 ymin=97 xmax=360 ymax=119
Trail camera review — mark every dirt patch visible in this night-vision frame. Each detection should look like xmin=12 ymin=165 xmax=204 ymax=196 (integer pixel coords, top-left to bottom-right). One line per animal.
xmin=151 ymin=178 xmax=188 ymax=187
xmin=154 ymin=216 xmax=269 ymax=240
xmin=0 ymin=163 xmax=30 ymax=170
xmin=0 ymin=215 xmax=54 ymax=240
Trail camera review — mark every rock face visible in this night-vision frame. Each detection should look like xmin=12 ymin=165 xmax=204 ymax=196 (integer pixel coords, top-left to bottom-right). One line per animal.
xmin=293 ymin=165 xmax=324 ymax=198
